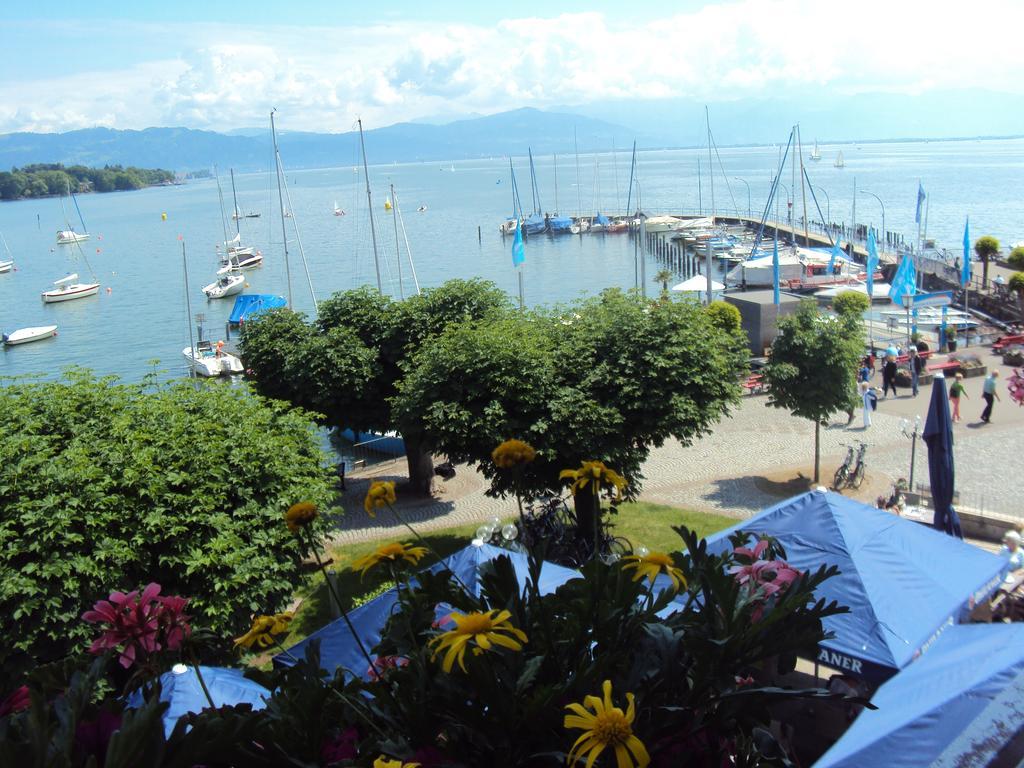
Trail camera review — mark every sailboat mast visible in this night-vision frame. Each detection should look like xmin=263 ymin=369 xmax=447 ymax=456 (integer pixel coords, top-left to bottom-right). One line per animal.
xmin=706 ymin=106 xmax=715 ymax=221
xmin=553 ymin=154 xmax=558 ymax=215
xmin=797 ymin=125 xmax=809 ymax=248
xmin=625 ymin=140 xmax=636 ymax=215
xmin=612 ymin=137 xmax=621 ymax=215
xmin=390 ymin=183 xmax=404 ymax=300
xmin=697 ymin=158 xmax=702 ymax=215
xmin=70 ymin=182 xmax=87 ymax=233
xmin=357 ymin=118 xmax=383 ymax=294
xmin=528 ymin=148 xmax=541 ymax=214
xmin=229 ymin=169 xmax=241 ymax=236
xmin=214 ymin=167 xmax=229 ymax=244
xmin=574 ymin=128 xmax=582 ymax=218
xmin=182 ymin=241 xmax=196 ymax=380
xmin=270 ymin=109 xmax=293 ymax=308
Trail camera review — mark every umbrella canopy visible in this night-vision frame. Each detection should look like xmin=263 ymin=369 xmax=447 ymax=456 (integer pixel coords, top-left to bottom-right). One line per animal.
xmin=702 ymin=490 xmax=1006 ymax=683
xmin=815 ymin=624 xmax=1024 ymax=768
xmin=671 ymin=275 xmax=725 ymax=293
xmin=276 ymin=544 xmax=579 ymax=676
xmin=923 ymin=374 xmax=962 ymax=538
xmin=126 ymin=665 xmax=270 ymax=738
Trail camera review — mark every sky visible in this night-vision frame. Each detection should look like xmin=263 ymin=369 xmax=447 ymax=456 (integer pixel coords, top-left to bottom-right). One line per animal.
xmin=2 ymin=0 xmax=1022 ymax=134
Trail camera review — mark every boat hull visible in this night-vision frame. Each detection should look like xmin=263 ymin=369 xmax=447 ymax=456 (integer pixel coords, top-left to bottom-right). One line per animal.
xmin=0 ymin=260 xmax=12 ymax=273
xmin=41 ymin=283 xmax=100 ymax=303
xmin=203 ymin=275 xmax=245 ymax=299
xmin=56 ymin=231 xmax=89 ymax=244
xmin=4 ymin=325 xmax=57 ymax=345
xmin=183 ymin=348 xmax=245 ymax=377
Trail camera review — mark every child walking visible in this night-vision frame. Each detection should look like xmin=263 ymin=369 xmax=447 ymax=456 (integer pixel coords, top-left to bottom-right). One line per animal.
xmin=949 ymin=372 xmax=968 ymax=422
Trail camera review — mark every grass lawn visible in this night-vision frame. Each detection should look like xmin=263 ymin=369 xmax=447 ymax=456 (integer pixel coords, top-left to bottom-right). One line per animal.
xmin=274 ymin=501 xmax=736 ymax=654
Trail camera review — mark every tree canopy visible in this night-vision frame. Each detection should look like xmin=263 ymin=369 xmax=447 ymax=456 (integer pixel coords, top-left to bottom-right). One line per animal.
xmin=1007 ymin=246 xmax=1024 ymax=271
xmin=832 ymin=290 xmax=871 ymax=318
xmin=974 ymin=235 xmax=1000 ymax=285
xmin=762 ymin=301 xmax=863 ymax=482
xmin=0 ymin=371 xmax=334 ymax=672
xmin=0 ymin=163 xmax=174 ymax=201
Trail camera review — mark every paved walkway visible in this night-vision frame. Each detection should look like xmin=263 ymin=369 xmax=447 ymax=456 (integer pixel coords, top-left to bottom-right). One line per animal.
xmin=332 ymin=348 xmax=1022 ymax=545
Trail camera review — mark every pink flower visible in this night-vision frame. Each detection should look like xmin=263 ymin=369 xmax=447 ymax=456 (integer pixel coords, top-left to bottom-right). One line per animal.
xmin=366 ymin=655 xmax=410 ymax=677
xmin=82 ymin=583 xmax=191 ymax=668
xmin=320 ymin=726 xmax=359 ymax=764
xmin=734 ymin=675 xmax=755 ymax=687
xmin=0 ymin=685 xmax=30 ymax=717
xmin=733 ymin=539 xmax=770 ymax=561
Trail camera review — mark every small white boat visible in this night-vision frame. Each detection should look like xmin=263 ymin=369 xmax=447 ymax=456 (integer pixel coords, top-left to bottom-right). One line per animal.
xmin=217 ymin=252 xmax=263 ymax=272
xmin=203 ymin=272 xmax=245 ymax=299
xmin=183 ymin=340 xmax=244 ymax=377
xmin=834 ymin=151 xmax=845 ymax=169
xmin=3 ymin=325 xmax=57 ymax=346
xmin=56 ymin=229 xmax=89 ymax=244
xmin=417 ymin=205 xmax=427 ymax=212
xmin=0 ymin=260 xmax=12 ymax=273
xmin=499 ymin=218 xmax=520 ymax=235
xmin=231 ymin=207 xmax=260 ymax=220
xmin=41 ymin=273 xmax=100 ymax=303
xmin=643 ymin=215 xmax=685 ymax=233
xmin=333 ymin=201 xmax=346 ymax=217
xmin=810 ymin=140 xmax=822 ymax=161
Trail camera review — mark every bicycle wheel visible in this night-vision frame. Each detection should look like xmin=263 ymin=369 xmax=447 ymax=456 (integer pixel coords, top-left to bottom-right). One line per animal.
xmin=851 ymin=462 xmax=866 ymax=489
xmin=833 ymin=466 xmax=849 ymax=490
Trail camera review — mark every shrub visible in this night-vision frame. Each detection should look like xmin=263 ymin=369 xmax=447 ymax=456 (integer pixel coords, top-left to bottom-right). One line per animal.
xmin=0 ymin=371 xmax=334 ymax=674
xmin=705 ymin=300 xmax=742 ymax=333
xmin=1008 ymin=272 xmax=1024 ymax=294
xmin=832 ymin=290 xmax=871 ymax=317
xmin=1008 ymin=247 xmax=1024 ymax=271
xmin=1002 ymin=346 xmax=1024 ymax=367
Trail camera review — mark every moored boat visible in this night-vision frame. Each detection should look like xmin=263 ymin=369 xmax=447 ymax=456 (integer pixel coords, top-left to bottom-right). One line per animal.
xmin=3 ymin=325 xmax=57 ymax=346
xmin=0 ymin=260 xmax=12 ymax=273
xmin=203 ymin=272 xmax=245 ymax=299
xmin=41 ymin=273 xmax=100 ymax=303
xmin=56 ymin=229 xmax=89 ymax=244
xmin=183 ymin=340 xmax=244 ymax=377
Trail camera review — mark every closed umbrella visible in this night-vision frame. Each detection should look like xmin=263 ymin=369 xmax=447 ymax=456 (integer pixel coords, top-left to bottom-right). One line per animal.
xmin=923 ymin=373 xmax=962 ymax=538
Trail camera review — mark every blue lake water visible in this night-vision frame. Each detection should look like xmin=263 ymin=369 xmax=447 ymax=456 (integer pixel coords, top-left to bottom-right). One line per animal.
xmin=1 ymin=138 xmax=1022 ymax=382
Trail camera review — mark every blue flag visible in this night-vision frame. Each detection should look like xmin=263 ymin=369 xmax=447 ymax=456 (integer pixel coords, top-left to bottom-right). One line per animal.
xmin=772 ymin=236 xmax=780 ymax=305
xmin=915 ymin=182 xmax=926 ymax=224
xmin=866 ymin=229 xmax=878 ymax=300
xmin=512 ymin=220 xmax=525 ymax=267
xmin=828 ymin=238 xmax=841 ymax=274
xmin=888 ymin=254 xmax=917 ymax=303
xmin=962 ymin=217 xmax=971 ymax=286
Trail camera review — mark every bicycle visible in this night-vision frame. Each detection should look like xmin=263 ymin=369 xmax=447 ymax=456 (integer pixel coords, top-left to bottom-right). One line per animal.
xmin=833 ymin=444 xmax=855 ymax=490
xmin=849 ymin=442 xmax=868 ymax=489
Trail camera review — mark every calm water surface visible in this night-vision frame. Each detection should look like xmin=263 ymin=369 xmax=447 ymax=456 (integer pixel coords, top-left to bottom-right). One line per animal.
xmin=1 ymin=138 xmax=1021 ymax=382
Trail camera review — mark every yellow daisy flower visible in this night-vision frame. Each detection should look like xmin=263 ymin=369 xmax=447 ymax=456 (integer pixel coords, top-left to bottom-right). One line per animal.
xmin=373 ymin=757 xmax=421 ymax=768
xmin=428 ymin=609 xmax=528 ymax=673
xmin=622 ymin=552 xmax=687 ymax=593
xmin=363 ymin=480 xmax=397 ymax=517
xmin=351 ymin=542 xmax=427 ymax=579
xmin=564 ymin=680 xmax=650 ymax=768
xmin=233 ymin=612 xmax=293 ymax=650
xmin=284 ymin=501 xmax=318 ymax=533
xmin=559 ymin=460 xmax=628 ymax=498
xmin=491 ymin=439 xmax=537 ymax=469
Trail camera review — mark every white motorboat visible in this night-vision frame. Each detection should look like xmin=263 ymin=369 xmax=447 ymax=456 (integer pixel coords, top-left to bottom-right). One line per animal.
xmin=203 ymin=272 xmax=245 ymax=299
xmin=726 ymin=246 xmax=867 ymax=289
xmin=218 ymin=251 xmax=263 ymax=272
xmin=56 ymin=229 xmax=89 ymax=244
xmin=0 ymin=260 xmax=12 ymax=273
xmin=183 ymin=340 xmax=245 ymax=377
xmin=231 ymin=207 xmax=260 ymax=220
xmin=815 ymin=282 xmax=893 ymax=303
xmin=642 ymin=215 xmax=685 ymax=233
xmin=3 ymin=325 xmax=57 ymax=346
xmin=41 ymin=273 xmax=100 ymax=303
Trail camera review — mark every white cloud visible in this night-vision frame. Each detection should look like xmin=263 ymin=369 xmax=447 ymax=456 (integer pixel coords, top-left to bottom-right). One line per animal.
xmin=1 ymin=1 xmax=1022 ymax=133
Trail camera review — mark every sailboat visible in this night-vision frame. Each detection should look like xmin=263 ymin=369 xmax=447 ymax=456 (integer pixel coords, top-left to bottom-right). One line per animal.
xmin=810 ymin=140 xmax=822 ymax=162
xmin=0 ymin=230 xmax=13 ymax=272
xmin=41 ymin=273 xmax=100 ymax=303
xmin=202 ymin=272 xmax=245 ymax=299
xmin=333 ymin=201 xmax=346 ymax=216
xmin=522 ymin=149 xmax=547 ymax=235
xmin=56 ymin=180 xmax=89 ymax=244
xmin=834 ymin=151 xmax=845 ymax=169
xmin=218 ymin=169 xmax=263 ymax=270
xmin=231 ymin=206 xmax=261 ymax=220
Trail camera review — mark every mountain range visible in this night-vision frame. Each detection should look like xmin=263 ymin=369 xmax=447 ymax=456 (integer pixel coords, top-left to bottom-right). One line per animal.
xmin=0 ymin=89 xmax=1021 ymax=173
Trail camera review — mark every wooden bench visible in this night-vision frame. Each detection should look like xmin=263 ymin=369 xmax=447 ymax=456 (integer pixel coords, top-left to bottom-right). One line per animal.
xmin=993 ymin=334 xmax=1024 ymax=352
xmin=894 ymin=350 xmax=934 ymax=365
xmin=926 ymin=360 xmax=961 ymax=374
xmin=741 ymin=374 xmax=766 ymax=395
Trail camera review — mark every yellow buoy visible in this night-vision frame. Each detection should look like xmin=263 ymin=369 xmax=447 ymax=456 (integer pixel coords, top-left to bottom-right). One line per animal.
xmin=161 ymin=212 xmax=167 ymax=221
xmin=384 ymin=198 xmax=392 ymax=211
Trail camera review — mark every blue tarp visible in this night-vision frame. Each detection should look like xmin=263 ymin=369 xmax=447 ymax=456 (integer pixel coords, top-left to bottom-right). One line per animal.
xmin=815 ymin=624 xmax=1024 ymax=767
xmin=275 ymin=543 xmax=579 ymax=676
xmin=702 ymin=490 xmax=1006 ymax=683
xmin=228 ymin=294 xmax=287 ymax=324
xmin=548 ymin=216 xmax=574 ymax=233
xmin=523 ymin=213 xmax=547 ymax=235
xmin=594 ymin=213 xmax=610 ymax=226
xmin=126 ymin=665 xmax=269 ymax=738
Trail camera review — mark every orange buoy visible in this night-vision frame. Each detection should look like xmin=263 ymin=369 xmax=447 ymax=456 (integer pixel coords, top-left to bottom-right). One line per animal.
xmin=106 ymin=287 xmax=112 ymax=294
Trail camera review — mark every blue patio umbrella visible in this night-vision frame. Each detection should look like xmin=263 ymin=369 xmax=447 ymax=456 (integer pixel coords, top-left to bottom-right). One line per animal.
xmin=923 ymin=373 xmax=962 ymax=538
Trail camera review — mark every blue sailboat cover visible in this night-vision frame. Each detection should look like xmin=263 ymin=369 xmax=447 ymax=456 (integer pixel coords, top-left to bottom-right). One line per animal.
xmin=228 ymin=294 xmax=287 ymax=324
xmin=702 ymin=490 xmax=1006 ymax=683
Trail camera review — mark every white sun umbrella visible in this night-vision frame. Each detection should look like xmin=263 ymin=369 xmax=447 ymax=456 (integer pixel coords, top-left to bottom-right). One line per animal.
xmin=671 ymin=275 xmax=725 ymax=293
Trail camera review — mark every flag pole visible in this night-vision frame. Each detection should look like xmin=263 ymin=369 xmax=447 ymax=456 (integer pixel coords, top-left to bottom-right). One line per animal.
xmin=518 ymin=269 xmax=524 ymax=311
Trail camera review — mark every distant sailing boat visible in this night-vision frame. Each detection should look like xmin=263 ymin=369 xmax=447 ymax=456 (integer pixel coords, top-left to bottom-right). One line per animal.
xmin=810 ymin=140 xmax=822 ymax=161
xmin=0 ymin=229 xmax=14 ymax=272
xmin=834 ymin=151 xmax=845 ymax=169
xmin=56 ymin=180 xmax=89 ymax=244
xmin=333 ymin=201 xmax=346 ymax=216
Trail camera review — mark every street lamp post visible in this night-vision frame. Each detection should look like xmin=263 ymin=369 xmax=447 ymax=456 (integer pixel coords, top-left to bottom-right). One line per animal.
xmin=733 ymin=177 xmax=751 ymax=218
xmin=901 ymin=416 xmax=922 ymax=491
xmin=813 ymin=185 xmax=830 ymax=229
xmin=861 ymin=191 xmax=885 ymax=254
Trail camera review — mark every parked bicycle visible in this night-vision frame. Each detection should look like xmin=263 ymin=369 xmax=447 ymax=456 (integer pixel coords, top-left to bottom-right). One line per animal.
xmin=833 ymin=442 xmax=868 ymax=490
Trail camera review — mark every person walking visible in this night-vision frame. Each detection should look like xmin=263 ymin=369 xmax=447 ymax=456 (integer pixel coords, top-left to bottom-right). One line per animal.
xmin=908 ymin=347 xmax=924 ymax=397
xmin=882 ymin=355 xmax=899 ymax=398
xmin=860 ymin=380 xmax=876 ymax=428
xmin=981 ymin=370 xmax=1001 ymax=423
xmin=949 ymin=372 xmax=968 ymax=422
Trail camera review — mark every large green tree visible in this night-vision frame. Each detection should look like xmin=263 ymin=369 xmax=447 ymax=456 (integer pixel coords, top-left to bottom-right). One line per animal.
xmin=242 ymin=279 xmax=512 ymax=494
xmin=762 ymin=301 xmax=863 ymax=483
xmin=974 ymin=235 xmax=1000 ymax=287
xmin=0 ymin=371 xmax=334 ymax=673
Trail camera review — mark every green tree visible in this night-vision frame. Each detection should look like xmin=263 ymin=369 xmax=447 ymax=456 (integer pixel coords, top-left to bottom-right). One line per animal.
xmin=832 ymin=290 xmax=871 ymax=317
xmin=243 ymin=279 xmax=513 ymax=495
xmin=1007 ymin=246 xmax=1024 ymax=271
xmin=974 ymin=235 xmax=1000 ymax=287
xmin=1008 ymin=273 xmax=1024 ymax=319
xmin=705 ymin=300 xmax=742 ymax=334
xmin=762 ymin=301 xmax=863 ymax=483
xmin=0 ymin=371 xmax=334 ymax=671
